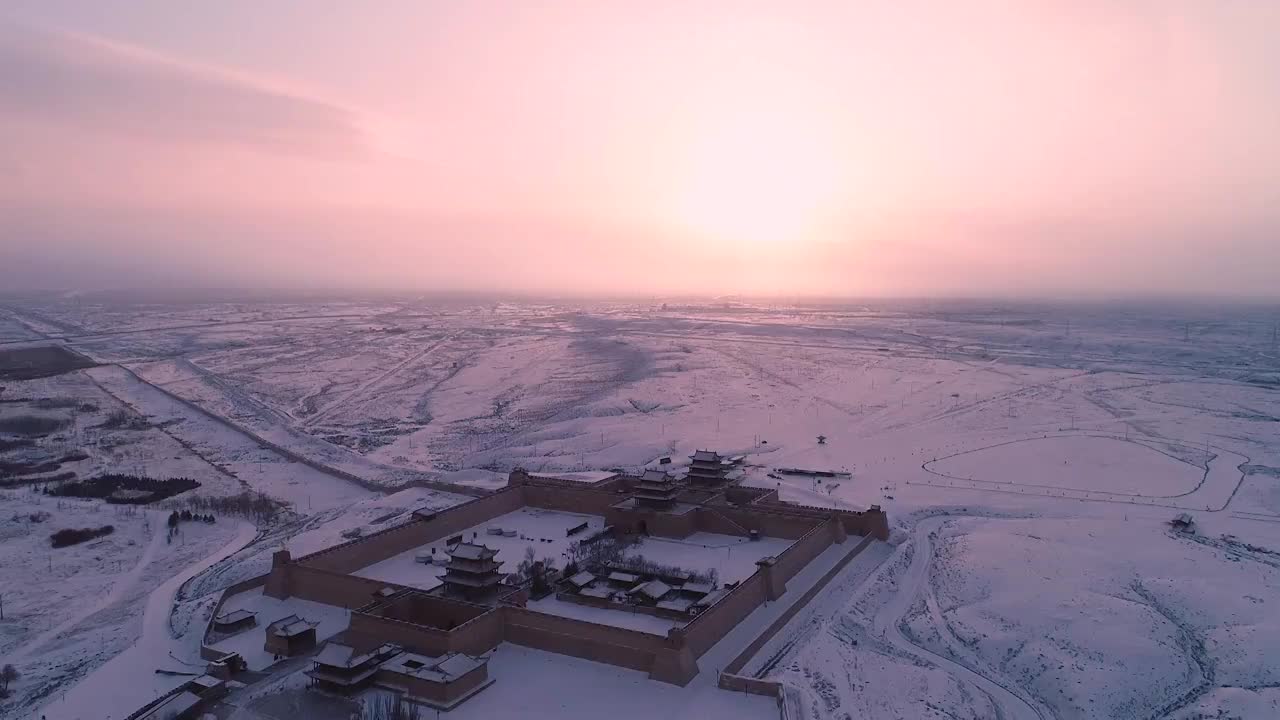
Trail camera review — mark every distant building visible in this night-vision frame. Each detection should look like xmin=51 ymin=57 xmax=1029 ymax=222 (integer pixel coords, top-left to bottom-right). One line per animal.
xmin=633 ymin=470 xmax=680 ymax=510
xmin=441 ymin=543 xmax=502 ymax=600
xmin=687 ymin=450 xmax=729 ymax=486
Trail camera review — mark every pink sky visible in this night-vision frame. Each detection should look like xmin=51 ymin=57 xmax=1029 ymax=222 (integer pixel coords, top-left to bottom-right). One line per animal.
xmin=1 ymin=1 xmax=1277 ymax=297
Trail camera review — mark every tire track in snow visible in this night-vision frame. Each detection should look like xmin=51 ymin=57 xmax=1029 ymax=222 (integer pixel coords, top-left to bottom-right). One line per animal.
xmin=302 ymin=334 xmax=451 ymax=428
xmin=874 ymin=517 xmax=1046 ymax=720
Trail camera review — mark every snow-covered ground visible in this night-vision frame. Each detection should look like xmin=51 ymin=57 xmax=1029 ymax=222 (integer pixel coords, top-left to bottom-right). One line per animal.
xmin=2 ymin=296 xmax=1278 ymax=719
xmin=631 ymin=532 xmax=793 ymax=584
xmin=0 ymin=490 xmax=250 ymax=719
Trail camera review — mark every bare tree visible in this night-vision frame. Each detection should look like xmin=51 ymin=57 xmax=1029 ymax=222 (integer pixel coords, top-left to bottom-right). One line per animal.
xmin=357 ymin=694 xmax=421 ymax=720
xmin=0 ymin=664 xmax=18 ymax=694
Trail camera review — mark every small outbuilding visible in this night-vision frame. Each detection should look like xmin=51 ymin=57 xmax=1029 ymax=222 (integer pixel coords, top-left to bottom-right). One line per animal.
xmin=679 ymin=580 xmax=714 ymax=597
xmin=606 ymin=571 xmax=640 ymax=586
xmin=628 ymin=579 xmax=673 ymax=604
xmin=212 ymin=608 xmax=257 ymax=635
xmin=264 ymin=614 xmax=318 ymax=657
xmin=565 ymin=571 xmax=596 ymax=590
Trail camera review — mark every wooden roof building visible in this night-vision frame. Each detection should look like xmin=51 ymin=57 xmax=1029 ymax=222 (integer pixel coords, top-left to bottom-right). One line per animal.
xmin=441 ymin=542 xmax=502 ymax=599
xmin=633 ymin=469 xmax=680 ymax=509
xmin=687 ymin=449 xmax=729 ymax=486
xmin=264 ymin=614 xmax=318 ymax=657
xmin=307 ymin=642 xmax=400 ymax=693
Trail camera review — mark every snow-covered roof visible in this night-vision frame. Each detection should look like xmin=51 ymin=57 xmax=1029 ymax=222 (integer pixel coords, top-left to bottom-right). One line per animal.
xmin=690 ymin=450 xmax=721 ymax=462
xmin=266 ymin=614 xmax=315 ymax=637
xmin=580 ymin=585 xmax=614 ymax=600
xmin=656 ymin=597 xmax=694 ymax=613
xmin=381 ymin=652 xmax=486 ymax=684
xmin=450 ymin=542 xmax=497 ymax=561
xmin=529 ymin=470 xmax=618 ymax=484
xmin=607 ymin=571 xmax=640 ymax=584
xmin=693 ymin=588 xmax=728 ymax=607
xmin=436 ymin=653 xmax=483 ymax=678
xmin=641 ymin=469 xmax=673 ymax=483
xmin=630 ymin=579 xmax=672 ymax=601
xmin=567 ymin=571 xmax=596 ymax=588
xmin=137 ymin=691 xmax=202 ymax=720
xmin=188 ymin=674 xmax=223 ymax=689
xmin=679 ymin=581 xmax=714 ymax=596
xmin=215 ymin=609 xmax=255 ymax=624
xmin=314 ymin=642 xmax=358 ymax=668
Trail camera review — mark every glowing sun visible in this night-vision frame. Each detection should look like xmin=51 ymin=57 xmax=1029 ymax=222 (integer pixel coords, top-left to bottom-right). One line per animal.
xmin=667 ymin=112 xmax=842 ymax=248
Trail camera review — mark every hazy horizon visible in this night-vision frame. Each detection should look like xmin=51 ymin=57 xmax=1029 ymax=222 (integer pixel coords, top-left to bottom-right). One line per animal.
xmin=3 ymin=1 xmax=1278 ymax=298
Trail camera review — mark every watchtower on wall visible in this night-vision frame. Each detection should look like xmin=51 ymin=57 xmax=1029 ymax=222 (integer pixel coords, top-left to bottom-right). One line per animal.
xmin=633 ymin=470 xmax=680 ymax=509
xmin=686 ymin=450 xmax=728 ymax=487
xmin=441 ymin=543 xmax=502 ymax=601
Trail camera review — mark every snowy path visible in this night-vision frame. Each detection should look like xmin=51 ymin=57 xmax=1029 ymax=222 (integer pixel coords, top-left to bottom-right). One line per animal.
xmin=5 ymin=512 xmax=168 ymax=666
xmin=913 ymin=435 xmax=1248 ymax=513
xmin=38 ymin=521 xmax=258 ymax=720
xmin=874 ymin=517 xmax=1043 ymax=720
xmin=302 ymin=334 xmax=450 ymax=427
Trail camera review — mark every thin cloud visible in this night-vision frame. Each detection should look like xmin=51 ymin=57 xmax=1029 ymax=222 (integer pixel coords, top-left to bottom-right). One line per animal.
xmin=0 ymin=24 xmax=366 ymax=157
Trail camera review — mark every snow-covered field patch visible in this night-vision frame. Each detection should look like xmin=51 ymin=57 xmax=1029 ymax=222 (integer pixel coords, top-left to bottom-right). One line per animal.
xmin=927 ymin=435 xmax=1205 ymax=495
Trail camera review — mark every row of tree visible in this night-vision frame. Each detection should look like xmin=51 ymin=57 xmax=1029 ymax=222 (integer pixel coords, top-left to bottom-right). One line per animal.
xmin=167 ymin=509 xmax=216 ymax=527
xmin=0 ymin=663 xmax=19 ymax=698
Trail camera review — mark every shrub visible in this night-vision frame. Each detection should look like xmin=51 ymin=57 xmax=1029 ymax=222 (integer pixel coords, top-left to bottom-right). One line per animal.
xmin=50 ymin=525 xmax=114 ymax=548
xmin=98 ymin=409 xmax=148 ymax=430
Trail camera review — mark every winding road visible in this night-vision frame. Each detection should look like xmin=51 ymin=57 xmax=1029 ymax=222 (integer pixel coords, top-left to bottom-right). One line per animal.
xmin=38 ymin=520 xmax=258 ymax=720
xmin=5 ymin=511 xmax=169 ymax=666
xmin=873 ymin=517 xmax=1044 ymax=720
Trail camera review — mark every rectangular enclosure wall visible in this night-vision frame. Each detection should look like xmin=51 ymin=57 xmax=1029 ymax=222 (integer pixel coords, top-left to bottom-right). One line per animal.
xmin=297 ymin=489 xmax=526 ymax=573
xmin=499 ymin=606 xmax=667 ymax=674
